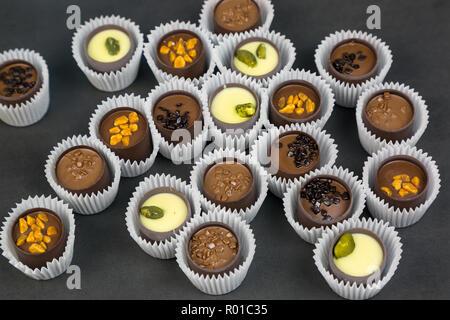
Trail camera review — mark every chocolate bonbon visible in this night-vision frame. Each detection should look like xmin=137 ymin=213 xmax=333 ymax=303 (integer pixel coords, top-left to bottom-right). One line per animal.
xmin=213 ymin=0 xmax=261 ymax=34
xmin=186 ymin=222 xmax=241 ymax=276
xmin=55 ymin=145 xmax=111 ymax=195
xmin=99 ymin=107 xmax=152 ymax=162
xmin=11 ymin=208 xmax=67 ymax=269
xmin=0 ymin=59 xmax=41 ymax=106
xmin=83 ymin=24 xmax=136 ymax=73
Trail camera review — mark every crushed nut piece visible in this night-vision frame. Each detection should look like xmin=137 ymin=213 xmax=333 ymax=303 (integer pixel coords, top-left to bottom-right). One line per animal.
xmin=19 ymin=218 xmax=28 ymax=234
xmin=47 ymin=226 xmax=57 ymax=236
xmin=403 ymin=183 xmax=418 ymax=194
xmin=392 ymin=179 xmax=403 ymax=191
xmin=381 ymin=187 xmax=392 ymax=196
xmin=411 ymin=176 xmax=420 ymax=187
xmin=28 ymin=243 xmax=46 ymax=254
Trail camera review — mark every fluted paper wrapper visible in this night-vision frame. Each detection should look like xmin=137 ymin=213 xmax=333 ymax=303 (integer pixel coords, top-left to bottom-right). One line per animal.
xmin=314 ymin=30 xmax=393 ymax=108
xmin=313 ymin=218 xmax=402 ymax=300
xmin=175 ymin=209 xmax=256 ymax=295
xmin=201 ymin=70 xmax=268 ymax=151
xmin=45 ymin=135 xmax=121 ymax=215
xmin=125 ymin=173 xmax=202 ymax=259
xmin=0 ymin=195 xmax=75 ymax=280
xmin=214 ymin=29 xmax=296 ymax=87
xmin=198 ymin=0 xmax=275 ymax=45
xmin=144 ymin=79 xmax=209 ymax=163
xmin=356 ymin=82 xmax=429 ymax=154
xmin=362 ymin=144 xmax=441 ymax=228
xmin=283 ymin=166 xmax=366 ymax=244
xmin=71 ymin=15 xmax=144 ymax=92
xmin=265 ymin=68 xmax=335 ymax=129
xmin=88 ymin=93 xmax=160 ymax=177
xmin=190 ymin=148 xmax=268 ymax=223
xmin=144 ymin=20 xmax=216 ymax=87
xmin=250 ymin=122 xmax=339 ymax=198
xmin=0 ymin=49 xmax=50 ymax=127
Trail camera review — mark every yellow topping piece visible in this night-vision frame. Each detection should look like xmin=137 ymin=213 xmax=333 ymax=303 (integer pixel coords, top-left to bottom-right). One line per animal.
xmin=411 ymin=176 xmax=420 ymax=187
xmin=188 ymin=49 xmax=197 ymax=58
xmin=121 ymin=136 xmax=130 ymax=147
xmin=298 ymin=92 xmax=308 ymax=102
xmin=169 ymin=51 xmax=176 ymax=63
xmin=16 ymin=234 xmax=27 ymax=247
xmin=121 ymin=128 xmax=132 ymax=136
xmin=403 ymin=183 xmax=418 ymax=194
xmin=130 ymin=124 xmax=138 ymax=132
xmin=114 ymin=116 xmax=129 ymax=126
xmin=159 ymin=45 xmax=170 ymax=54
xmin=168 ymin=41 xmax=175 ymax=47
xmin=43 ymin=235 xmax=51 ymax=244
xmin=184 ymin=54 xmax=193 ymax=63
xmin=36 ymin=217 xmax=45 ymax=229
xmin=26 ymin=216 xmax=35 ymax=226
xmin=40 ymin=242 xmax=47 ymax=250
xmin=296 ymin=99 xmax=303 ymax=108
xmin=393 ymin=174 xmax=410 ymax=182
xmin=26 ymin=232 xmax=35 ymax=243
xmin=109 ymin=127 xmax=120 ymax=134
xmin=37 ymin=213 xmax=48 ymax=222
xmin=47 ymin=226 xmax=57 ymax=236
xmin=287 ymin=95 xmax=294 ymax=105
xmin=392 ymin=179 xmax=403 ymax=191
xmin=128 ymin=112 xmax=139 ymax=123
xmin=279 ymin=104 xmax=295 ymax=114
xmin=174 ymin=56 xmax=186 ymax=68
xmin=295 ymin=107 xmax=305 ymax=115
xmin=278 ymin=96 xmax=286 ymax=108
xmin=398 ymin=188 xmax=409 ymax=197
xmin=34 ymin=230 xmax=43 ymax=242
xmin=186 ymin=38 xmax=198 ymax=50
xmin=19 ymin=218 xmax=28 ymax=234
xmin=119 ymin=124 xmax=129 ymax=129
xmin=31 ymin=224 xmax=40 ymax=232
xmin=28 ymin=243 xmax=46 ymax=254
xmin=292 ymin=95 xmax=299 ymax=105
xmin=110 ymin=134 xmax=123 ymax=146
xmin=381 ymin=187 xmax=392 ymax=196
xmin=306 ymin=99 xmax=315 ymax=113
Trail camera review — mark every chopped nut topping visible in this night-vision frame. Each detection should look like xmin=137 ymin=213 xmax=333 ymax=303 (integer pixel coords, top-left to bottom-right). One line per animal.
xmin=19 ymin=218 xmax=28 ymax=234
xmin=47 ymin=226 xmax=57 ymax=236
xmin=159 ymin=36 xmax=199 ymax=68
xmin=28 ymin=243 xmax=46 ymax=254
xmin=381 ymin=174 xmax=421 ymax=198
xmin=108 ymin=112 xmax=140 ymax=147
xmin=277 ymin=92 xmax=316 ymax=115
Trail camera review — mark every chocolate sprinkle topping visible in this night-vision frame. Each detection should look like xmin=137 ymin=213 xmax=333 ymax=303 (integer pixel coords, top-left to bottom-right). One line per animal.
xmin=332 ymin=51 xmax=365 ymax=75
xmin=0 ymin=65 xmax=37 ymax=97
xmin=286 ymin=133 xmax=319 ymax=168
xmin=157 ymin=106 xmax=190 ymax=130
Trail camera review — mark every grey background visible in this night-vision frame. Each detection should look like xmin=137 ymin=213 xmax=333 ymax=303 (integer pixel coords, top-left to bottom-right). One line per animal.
xmin=0 ymin=0 xmax=448 ymax=300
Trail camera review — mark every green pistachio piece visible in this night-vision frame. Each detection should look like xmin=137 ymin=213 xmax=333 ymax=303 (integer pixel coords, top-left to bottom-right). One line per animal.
xmin=235 ymin=49 xmax=257 ymax=68
xmin=140 ymin=206 xmax=164 ymax=219
xmin=333 ymin=233 xmax=355 ymax=259
xmin=256 ymin=43 xmax=266 ymax=59
xmin=105 ymin=37 xmax=120 ymax=56
xmin=235 ymin=103 xmax=256 ymax=118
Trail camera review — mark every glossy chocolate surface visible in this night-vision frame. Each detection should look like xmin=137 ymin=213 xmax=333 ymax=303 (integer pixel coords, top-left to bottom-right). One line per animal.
xmin=152 ymin=90 xmax=203 ymax=144
xmin=99 ymin=107 xmax=152 ymax=162
xmin=213 ymin=0 xmax=261 ymax=34
xmin=270 ymin=80 xmax=321 ymax=126
xmin=202 ymin=158 xmax=257 ymax=210
xmin=363 ymin=90 xmax=414 ymax=141
xmin=269 ymin=131 xmax=320 ymax=180
xmin=297 ymin=175 xmax=352 ymax=228
xmin=208 ymin=83 xmax=260 ymax=133
xmin=11 ymin=208 xmax=67 ymax=269
xmin=0 ymin=59 xmax=41 ymax=106
xmin=156 ymin=29 xmax=206 ymax=79
xmin=137 ymin=187 xmax=191 ymax=243
xmin=83 ymin=24 xmax=136 ymax=73
xmin=328 ymin=38 xmax=378 ymax=84
xmin=186 ymin=222 xmax=241 ymax=276
xmin=55 ymin=145 xmax=111 ymax=195
xmin=329 ymin=228 xmax=387 ymax=286
xmin=374 ymin=155 xmax=428 ymax=210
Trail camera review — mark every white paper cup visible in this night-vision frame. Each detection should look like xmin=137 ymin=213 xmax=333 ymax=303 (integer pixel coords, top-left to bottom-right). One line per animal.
xmin=88 ymin=93 xmax=160 ymax=177
xmin=175 ymin=209 xmax=256 ymax=295
xmin=200 ymin=69 xmax=268 ymax=152
xmin=313 ymin=217 xmax=402 ymax=300
xmin=283 ymin=166 xmax=366 ymax=244
xmin=71 ymin=15 xmax=144 ymax=92
xmin=198 ymin=0 xmax=275 ymax=45
xmin=250 ymin=122 xmax=339 ymax=198
xmin=44 ymin=134 xmax=121 ymax=215
xmin=143 ymin=20 xmax=216 ymax=87
xmin=314 ymin=30 xmax=393 ymax=108
xmin=125 ymin=173 xmax=202 ymax=259
xmin=362 ymin=143 xmax=441 ymax=228
xmin=214 ymin=29 xmax=296 ymax=87
xmin=355 ymin=82 xmax=429 ymax=155
xmin=144 ymin=79 xmax=209 ymax=164
xmin=190 ymin=148 xmax=268 ymax=223
xmin=265 ymin=68 xmax=335 ymax=129
xmin=0 ymin=48 xmax=50 ymax=127
xmin=0 ymin=195 xmax=76 ymax=280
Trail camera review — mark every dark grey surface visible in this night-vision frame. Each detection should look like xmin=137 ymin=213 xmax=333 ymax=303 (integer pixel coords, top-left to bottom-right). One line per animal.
xmin=0 ymin=0 xmax=449 ymax=300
